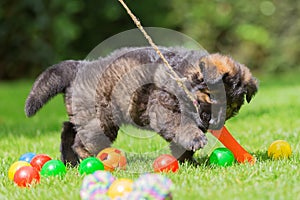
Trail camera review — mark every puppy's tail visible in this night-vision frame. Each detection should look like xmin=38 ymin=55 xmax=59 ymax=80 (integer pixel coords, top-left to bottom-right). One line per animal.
xmin=25 ymin=60 xmax=80 ymax=117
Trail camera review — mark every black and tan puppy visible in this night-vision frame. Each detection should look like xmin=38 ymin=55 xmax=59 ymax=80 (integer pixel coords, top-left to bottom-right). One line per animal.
xmin=25 ymin=47 xmax=258 ymax=166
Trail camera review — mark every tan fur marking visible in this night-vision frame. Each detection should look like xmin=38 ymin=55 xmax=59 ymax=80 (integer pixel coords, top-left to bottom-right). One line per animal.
xmin=195 ymin=91 xmax=212 ymax=104
xmin=240 ymin=64 xmax=252 ymax=83
xmin=208 ymin=54 xmax=236 ymax=75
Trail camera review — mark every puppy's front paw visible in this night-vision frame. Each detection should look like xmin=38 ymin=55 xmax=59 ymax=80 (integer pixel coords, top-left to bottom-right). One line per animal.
xmin=188 ymin=133 xmax=208 ymax=151
xmin=175 ymin=131 xmax=208 ymax=152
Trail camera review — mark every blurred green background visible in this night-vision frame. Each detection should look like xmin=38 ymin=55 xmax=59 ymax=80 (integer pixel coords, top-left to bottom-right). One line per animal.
xmin=1 ymin=0 xmax=299 ymax=80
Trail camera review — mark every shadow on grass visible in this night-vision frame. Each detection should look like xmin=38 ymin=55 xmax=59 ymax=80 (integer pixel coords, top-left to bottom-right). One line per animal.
xmin=252 ymin=150 xmax=270 ymax=162
xmin=191 ymin=150 xmax=272 ymax=168
xmin=194 ymin=155 xmax=210 ymax=167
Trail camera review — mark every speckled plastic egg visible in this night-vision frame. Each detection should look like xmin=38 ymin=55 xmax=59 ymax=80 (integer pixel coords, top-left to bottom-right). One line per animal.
xmin=80 ymin=171 xmax=115 ymax=200
xmin=133 ymin=174 xmax=173 ymax=200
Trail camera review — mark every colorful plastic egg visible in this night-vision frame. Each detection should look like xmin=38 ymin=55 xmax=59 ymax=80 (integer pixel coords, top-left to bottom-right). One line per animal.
xmin=19 ymin=152 xmax=36 ymax=163
xmin=153 ymin=154 xmax=179 ymax=172
xmin=209 ymin=147 xmax=235 ymax=167
xmin=8 ymin=161 xmax=31 ymax=180
xmin=107 ymin=179 xmax=133 ymax=198
xmin=79 ymin=157 xmax=104 ymax=175
xmin=80 ymin=171 xmax=115 ymax=200
xmin=97 ymin=148 xmax=127 ymax=171
xmin=268 ymin=140 xmax=292 ymax=159
xmin=13 ymin=166 xmax=40 ymax=187
xmin=40 ymin=159 xmax=67 ymax=177
xmin=30 ymin=154 xmax=52 ymax=171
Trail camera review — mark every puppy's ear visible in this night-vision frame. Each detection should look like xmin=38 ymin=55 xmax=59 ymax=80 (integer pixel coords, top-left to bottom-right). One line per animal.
xmin=199 ymin=54 xmax=234 ymax=85
xmin=199 ymin=60 xmax=223 ymax=85
xmin=239 ymin=63 xmax=258 ymax=103
xmin=245 ymin=77 xmax=258 ymax=103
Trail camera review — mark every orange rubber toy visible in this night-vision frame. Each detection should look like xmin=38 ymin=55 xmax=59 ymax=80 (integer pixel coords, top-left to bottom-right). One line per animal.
xmin=210 ymin=126 xmax=256 ymax=164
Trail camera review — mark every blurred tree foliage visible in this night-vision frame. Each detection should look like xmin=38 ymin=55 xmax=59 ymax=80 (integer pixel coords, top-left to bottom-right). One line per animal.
xmin=0 ymin=0 xmax=299 ymax=79
xmin=169 ymin=0 xmax=300 ymax=73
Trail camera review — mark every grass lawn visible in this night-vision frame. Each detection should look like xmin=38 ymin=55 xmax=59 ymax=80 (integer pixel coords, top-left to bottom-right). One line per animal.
xmin=0 ymin=72 xmax=299 ymax=200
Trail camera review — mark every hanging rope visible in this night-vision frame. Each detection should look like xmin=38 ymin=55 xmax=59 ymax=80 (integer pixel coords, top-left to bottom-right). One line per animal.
xmin=118 ymin=0 xmax=199 ymax=112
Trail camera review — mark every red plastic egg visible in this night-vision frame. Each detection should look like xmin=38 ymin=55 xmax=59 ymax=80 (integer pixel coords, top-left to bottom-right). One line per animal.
xmin=13 ymin=166 xmax=40 ymax=187
xmin=8 ymin=161 xmax=31 ymax=181
xmin=30 ymin=154 xmax=52 ymax=171
xmin=153 ymin=154 xmax=179 ymax=172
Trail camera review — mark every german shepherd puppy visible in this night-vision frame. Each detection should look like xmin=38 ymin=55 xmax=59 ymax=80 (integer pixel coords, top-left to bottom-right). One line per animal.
xmin=25 ymin=47 xmax=258 ymax=165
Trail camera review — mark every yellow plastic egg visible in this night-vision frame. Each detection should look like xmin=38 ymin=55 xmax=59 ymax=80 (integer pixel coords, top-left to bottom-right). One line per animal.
xmin=107 ymin=178 xmax=133 ymax=198
xmin=268 ymin=140 xmax=292 ymax=159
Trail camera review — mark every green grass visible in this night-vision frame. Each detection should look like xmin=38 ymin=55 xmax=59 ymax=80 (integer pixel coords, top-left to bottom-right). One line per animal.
xmin=0 ymin=72 xmax=300 ymax=200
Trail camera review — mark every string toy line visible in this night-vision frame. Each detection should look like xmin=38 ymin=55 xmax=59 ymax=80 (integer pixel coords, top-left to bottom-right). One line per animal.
xmin=118 ymin=0 xmax=199 ymax=113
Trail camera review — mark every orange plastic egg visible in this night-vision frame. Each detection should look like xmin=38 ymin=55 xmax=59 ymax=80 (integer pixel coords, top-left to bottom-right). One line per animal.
xmin=97 ymin=148 xmax=126 ymax=171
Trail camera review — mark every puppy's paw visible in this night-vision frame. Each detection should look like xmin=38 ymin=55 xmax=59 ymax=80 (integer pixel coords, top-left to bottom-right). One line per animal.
xmin=175 ymin=131 xmax=208 ymax=152
xmin=187 ymin=133 xmax=208 ymax=151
